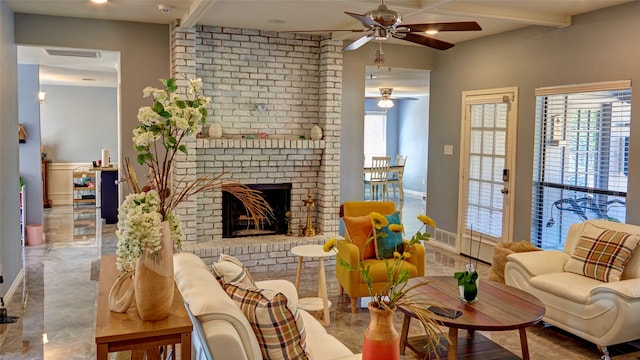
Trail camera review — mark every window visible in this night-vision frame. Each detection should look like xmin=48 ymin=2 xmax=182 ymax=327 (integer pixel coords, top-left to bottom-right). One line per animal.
xmin=364 ymin=113 xmax=387 ymax=166
xmin=531 ymin=81 xmax=630 ymax=250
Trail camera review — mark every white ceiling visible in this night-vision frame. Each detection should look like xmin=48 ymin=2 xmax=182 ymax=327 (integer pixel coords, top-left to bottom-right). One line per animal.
xmin=10 ymin=0 xmax=632 ymax=94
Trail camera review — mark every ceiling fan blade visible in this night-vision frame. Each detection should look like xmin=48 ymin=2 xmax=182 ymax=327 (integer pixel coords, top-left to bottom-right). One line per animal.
xmin=282 ymin=29 xmax=366 ymax=33
xmin=394 ymin=32 xmax=455 ymax=50
xmin=345 ymin=11 xmax=384 ymax=29
xmin=343 ymin=34 xmax=375 ymax=51
xmin=402 ymin=22 xmax=482 ymax=33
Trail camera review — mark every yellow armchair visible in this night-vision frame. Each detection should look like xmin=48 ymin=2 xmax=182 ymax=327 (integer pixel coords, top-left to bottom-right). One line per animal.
xmin=337 ymin=201 xmax=425 ymax=313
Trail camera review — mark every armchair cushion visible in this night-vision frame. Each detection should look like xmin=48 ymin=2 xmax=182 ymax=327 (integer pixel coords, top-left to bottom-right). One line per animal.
xmin=564 ymin=222 xmax=640 ymax=282
xmin=361 ymin=258 xmax=418 ymax=282
xmin=373 ymin=212 xmax=403 ymax=259
xmin=343 ymin=215 xmax=376 ymax=260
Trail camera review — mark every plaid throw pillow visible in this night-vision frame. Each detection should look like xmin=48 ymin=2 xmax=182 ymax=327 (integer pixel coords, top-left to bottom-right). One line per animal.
xmin=224 ymin=284 xmax=308 ymax=360
xmin=565 ymin=223 xmax=640 ymax=282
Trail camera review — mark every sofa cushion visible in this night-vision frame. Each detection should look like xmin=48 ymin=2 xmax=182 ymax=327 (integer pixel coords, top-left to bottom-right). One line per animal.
xmin=343 ymin=214 xmax=376 ymax=259
xmin=212 ymin=253 xmax=256 ymax=287
xmin=224 ymin=283 xmax=309 ymax=360
xmin=373 ymin=212 xmax=404 ymax=259
xmin=565 ymin=222 xmax=640 ymax=282
xmin=173 ymin=252 xmax=262 ymax=359
xmin=530 ymin=272 xmax=604 ymax=304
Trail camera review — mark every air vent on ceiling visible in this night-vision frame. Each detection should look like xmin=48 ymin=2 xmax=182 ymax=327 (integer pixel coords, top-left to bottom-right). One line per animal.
xmin=44 ymin=49 xmax=100 ymax=58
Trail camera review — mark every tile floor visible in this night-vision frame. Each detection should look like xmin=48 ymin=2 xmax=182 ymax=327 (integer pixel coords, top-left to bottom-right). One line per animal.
xmin=0 ymin=195 xmax=639 ymax=359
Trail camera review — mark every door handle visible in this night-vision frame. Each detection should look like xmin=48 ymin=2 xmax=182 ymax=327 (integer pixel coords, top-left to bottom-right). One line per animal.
xmin=501 ymin=187 xmax=509 ymax=194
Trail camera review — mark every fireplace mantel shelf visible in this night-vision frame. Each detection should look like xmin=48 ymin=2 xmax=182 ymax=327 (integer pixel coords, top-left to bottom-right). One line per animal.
xmin=196 ymin=138 xmax=326 ymax=150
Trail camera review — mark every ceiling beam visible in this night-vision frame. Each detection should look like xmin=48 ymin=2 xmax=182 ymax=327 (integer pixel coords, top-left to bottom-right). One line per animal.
xmin=434 ymin=2 xmax=572 ymax=27
xmin=180 ymin=0 xmax=220 ymax=29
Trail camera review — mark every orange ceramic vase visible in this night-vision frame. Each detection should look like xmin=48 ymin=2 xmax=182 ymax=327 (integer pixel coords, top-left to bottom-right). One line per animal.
xmin=362 ymin=303 xmax=400 ymax=360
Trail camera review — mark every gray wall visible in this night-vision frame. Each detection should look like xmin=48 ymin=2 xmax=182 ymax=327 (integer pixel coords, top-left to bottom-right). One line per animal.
xmin=15 ymin=14 xmax=171 ymax=193
xmin=18 ymin=64 xmax=43 ymax=226
xmin=341 ymin=44 xmax=436 ymax=203
xmin=0 ymin=0 xmax=21 ymax=298
xmin=40 ymin=85 xmax=117 ymax=163
xmin=427 ymin=1 xmax=640 ymax=242
xmin=398 ymin=96 xmax=429 ymax=194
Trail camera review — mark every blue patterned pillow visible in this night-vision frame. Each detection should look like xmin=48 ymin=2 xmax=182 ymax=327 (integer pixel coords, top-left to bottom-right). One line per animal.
xmin=374 ymin=212 xmax=404 ymax=259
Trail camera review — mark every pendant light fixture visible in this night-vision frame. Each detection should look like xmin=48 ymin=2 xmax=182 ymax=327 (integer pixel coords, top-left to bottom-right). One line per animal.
xmin=377 ymin=88 xmax=394 ymax=109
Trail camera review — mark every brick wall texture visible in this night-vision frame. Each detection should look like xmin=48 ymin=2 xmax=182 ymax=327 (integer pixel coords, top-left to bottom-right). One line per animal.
xmin=170 ymin=25 xmax=343 ymax=245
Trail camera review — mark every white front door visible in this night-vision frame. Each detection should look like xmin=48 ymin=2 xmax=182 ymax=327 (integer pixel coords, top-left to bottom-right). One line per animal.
xmin=457 ymin=88 xmax=518 ymax=262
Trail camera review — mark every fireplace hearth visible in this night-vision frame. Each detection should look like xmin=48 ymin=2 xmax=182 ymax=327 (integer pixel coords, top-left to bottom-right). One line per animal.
xmin=222 ymin=183 xmax=292 ymax=238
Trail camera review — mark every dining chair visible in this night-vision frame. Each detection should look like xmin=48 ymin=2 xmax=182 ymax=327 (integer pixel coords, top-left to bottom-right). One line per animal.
xmin=364 ymin=156 xmax=391 ymax=200
xmin=388 ymin=155 xmax=407 ymax=200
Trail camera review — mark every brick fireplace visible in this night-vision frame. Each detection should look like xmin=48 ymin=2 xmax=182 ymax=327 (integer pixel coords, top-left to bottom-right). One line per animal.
xmin=194 ymin=137 xmax=331 ymax=241
xmin=222 ymin=182 xmax=292 ymax=238
xmin=169 ymin=24 xmax=343 ymax=245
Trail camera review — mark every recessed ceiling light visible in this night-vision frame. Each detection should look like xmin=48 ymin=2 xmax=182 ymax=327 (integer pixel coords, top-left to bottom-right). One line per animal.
xmin=158 ymin=4 xmax=172 ymax=13
xmin=268 ymin=19 xmax=286 ymax=24
xmin=90 ymin=0 xmax=108 ymax=4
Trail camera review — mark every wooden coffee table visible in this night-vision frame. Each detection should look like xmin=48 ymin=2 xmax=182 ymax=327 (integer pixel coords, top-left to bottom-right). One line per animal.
xmin=399 ymin=276 xmax=545 ymax=360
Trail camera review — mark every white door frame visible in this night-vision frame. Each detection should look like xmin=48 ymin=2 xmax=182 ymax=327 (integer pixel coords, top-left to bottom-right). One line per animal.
xmin=457 ymin=87 xmax=518 ymax=262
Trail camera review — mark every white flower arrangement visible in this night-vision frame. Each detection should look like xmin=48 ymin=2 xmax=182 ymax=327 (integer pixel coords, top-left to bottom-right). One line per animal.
xmin=115 ymin=191 xmax=183 ymax=271
xmin=116 ymin=78 xmax=272 ymax=272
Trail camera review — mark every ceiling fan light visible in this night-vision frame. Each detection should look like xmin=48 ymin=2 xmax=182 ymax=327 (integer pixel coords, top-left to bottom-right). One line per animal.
xmin=377 ymin=98 xmax=394 ymax=108
xmin=425 ymin=30 xmax=438 ymax=35
xmin=377 ymin=87 xmax=394 ymax=108
xmin=373 ymin=28 xmax=388 ymax=40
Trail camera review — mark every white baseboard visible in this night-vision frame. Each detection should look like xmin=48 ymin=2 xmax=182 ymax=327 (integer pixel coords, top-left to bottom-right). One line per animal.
xmin=3 ymin=269 xmax=24 ymax=307
xmin=404 ymin=189 xmax=426 ymax=199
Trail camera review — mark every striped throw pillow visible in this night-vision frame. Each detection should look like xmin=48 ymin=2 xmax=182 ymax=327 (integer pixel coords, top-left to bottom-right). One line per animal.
xmin=565 ymin=223 xmax=640 ymax=282
xmin=224 ymin=283 xmax=308 ymax=360
xmin=212 ymin=253 xmax=256 ymax=288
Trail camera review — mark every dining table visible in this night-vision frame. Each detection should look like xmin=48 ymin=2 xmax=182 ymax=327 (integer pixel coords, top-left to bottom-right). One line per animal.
xmin=363 ymin=165 xmax=405 ymax=201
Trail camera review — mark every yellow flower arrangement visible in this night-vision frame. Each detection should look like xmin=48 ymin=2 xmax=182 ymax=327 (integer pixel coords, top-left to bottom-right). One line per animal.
xmin=370 ymin=212 xmax=388 ymax=229
xmin=324 ymin=213 xmax=445 ymax=351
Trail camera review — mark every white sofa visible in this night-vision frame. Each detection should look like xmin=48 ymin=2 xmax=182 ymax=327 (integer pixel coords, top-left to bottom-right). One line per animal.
xmin=505 ymin=220 xmax=640 ymax=359
xmin=173 ymin=252 xmax=355 ymax=360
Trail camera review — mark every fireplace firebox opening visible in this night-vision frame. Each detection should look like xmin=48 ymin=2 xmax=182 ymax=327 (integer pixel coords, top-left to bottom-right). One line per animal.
xmin=222 ymin=183 xmax=292 ymax=238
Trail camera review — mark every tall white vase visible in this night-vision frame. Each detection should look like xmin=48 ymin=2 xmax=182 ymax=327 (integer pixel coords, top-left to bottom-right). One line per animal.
xmin=134 ymin=221 xmax=175 ymax=321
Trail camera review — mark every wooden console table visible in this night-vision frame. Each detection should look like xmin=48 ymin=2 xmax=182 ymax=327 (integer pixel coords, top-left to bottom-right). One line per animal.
xmin=95 ymin=254 xmax=192 ymax=360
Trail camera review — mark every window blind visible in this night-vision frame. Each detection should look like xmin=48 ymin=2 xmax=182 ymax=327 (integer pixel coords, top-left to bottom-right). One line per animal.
xmin=531 ymin=81 xmax=631 ymax=250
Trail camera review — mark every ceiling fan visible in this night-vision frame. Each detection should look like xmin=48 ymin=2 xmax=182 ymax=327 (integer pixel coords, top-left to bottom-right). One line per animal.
xmin=340 ymin=0 xmax=482 ymax=51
